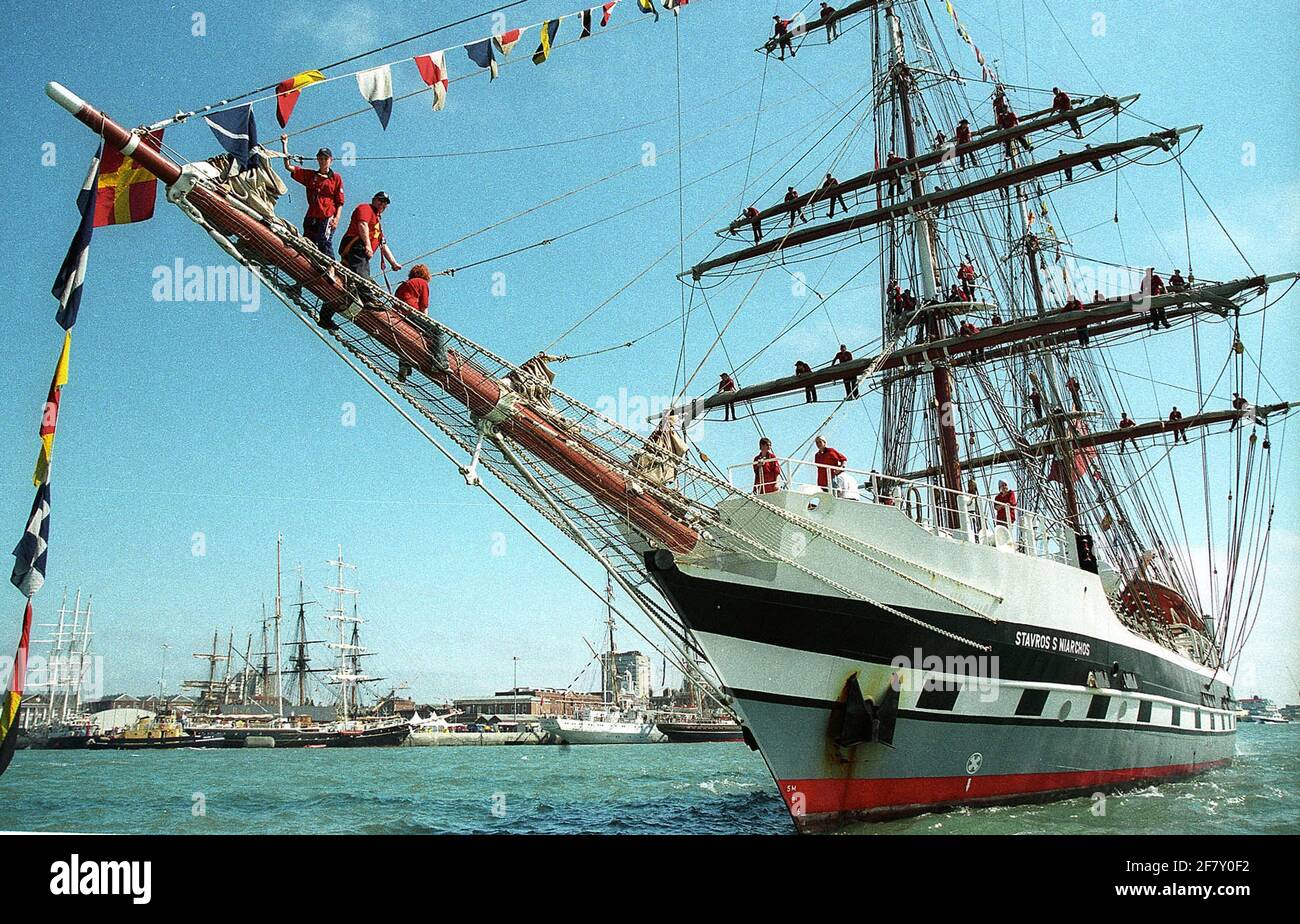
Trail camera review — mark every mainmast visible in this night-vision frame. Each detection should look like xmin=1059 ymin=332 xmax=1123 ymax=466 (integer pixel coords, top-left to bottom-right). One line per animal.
xmin=885 ymin=3 xmax=962 ymax=517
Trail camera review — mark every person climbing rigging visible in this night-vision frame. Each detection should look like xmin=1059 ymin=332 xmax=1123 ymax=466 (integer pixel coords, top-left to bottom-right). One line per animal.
xmin=1229 ymin=392 xmax=1251 ymax=430
xmin=998 ymin=107 xmax=1032 ymax=158
xmin=885 ymin=151 xmax=906 ymax=196
xmin=819 ymin=3 xmax=839 ymax=41
xmin=742 ymin=204 xmax=763 ymax=244
xmin=1028 ymin=386 xmax=1043 ymax=420
xmin=1117 ymin=411 xmax=1137 ymax=453
xmin=957 ymin=257 xmax=977 ymax=298
xmin=328 ymin=191 xmax=401 ymax=328
xmin=1052 ymin=87 xmax=1084 ymax=138
xmin=393 ymin=264 xmax=432 ymax=382
xmin=1169 ymin=268 xmax=1188 ymax=293
xmin=820 ymin=172 xmax=848 ymax=218
xmin=795 ymin=359 xmax=817 ymax=403
xmin=718 ymin=372 xmax=738 ymax=421
xmin=954 ymin=118 xmax=973 ymax=169
xmin=280 ymin=135 xmax=345 ymax=257
xmin=772 ymin=15 xmax=796 ymax=60
xmin=1065 ymin=374 xmax=1083 ymax=413
xmin=833 ymin=343 xmax=858 ymax=399
xmin=1169 ymin=406 xmax=1188 ymax=443
xmin=784 ymin=186 xmax=807 ymax=226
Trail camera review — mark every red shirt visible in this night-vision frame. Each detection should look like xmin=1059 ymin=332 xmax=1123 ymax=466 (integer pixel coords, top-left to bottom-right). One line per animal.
xmin=814 ymin=447 xmax=847 ymax=489
xmin=994 ymin=488 xmax=1017 ymax=524
xmin=1052 ymin=90 xmax=1073 ymax=112
xmin=289 ymin=167 xmax=345 ymax=221
xmin=955 ymin=123 xmax=972 ymax=144
xmin=753 ymin=452 xmax=782 ymax=494
xmin=395 ymin=277 xmax=429 ymax=313
xmin=998 ymin=110 xmax=1019 ymax=130
xmin=342 ymin=203 xmax=384 ymax=255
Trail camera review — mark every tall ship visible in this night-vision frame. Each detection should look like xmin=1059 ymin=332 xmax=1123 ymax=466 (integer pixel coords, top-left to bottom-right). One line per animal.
xmin=23 ymin=588 xmax=99 ymax=750
xmin=181 ymin=541 xmax=409 ymax=747
xmin=42 ymin=0 xmax=1291 ymax=828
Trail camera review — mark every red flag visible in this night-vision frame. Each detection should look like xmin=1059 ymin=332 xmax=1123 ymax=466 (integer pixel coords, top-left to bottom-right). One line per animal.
xmin=414 ymin=51 xmax=449 ymax=110
xmin=602 ymin=2 xmax=618 ymax=26
xmin=275 ymin=70 xmax=326 ymax=128
xmin=94 ymin=130 xmax=164 ymax=227
xmin=0 ymin=601 xmax=33 ymax=777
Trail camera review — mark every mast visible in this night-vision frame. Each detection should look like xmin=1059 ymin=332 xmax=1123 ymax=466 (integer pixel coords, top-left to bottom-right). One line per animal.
xmin=604 ymin=572 xmax=616 ymax=706
xmin=274 ymin=533 xmax=284 ymax=717
xmin=886 ymin=3 xmax=962 ymax=517
xmin=325 ymin=545 xmax=361 ymax=722
xmin=73 ymin=596 xmax=93 ymax=714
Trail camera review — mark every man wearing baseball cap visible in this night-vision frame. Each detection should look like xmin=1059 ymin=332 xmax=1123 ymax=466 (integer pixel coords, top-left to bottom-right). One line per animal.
xmin=279 ymin=134 xmax=345 ymax=256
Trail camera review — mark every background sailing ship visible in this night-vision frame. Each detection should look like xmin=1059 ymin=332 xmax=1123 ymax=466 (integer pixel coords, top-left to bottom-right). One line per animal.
xmin=5 ymin=0 xmax=1294 ymax=829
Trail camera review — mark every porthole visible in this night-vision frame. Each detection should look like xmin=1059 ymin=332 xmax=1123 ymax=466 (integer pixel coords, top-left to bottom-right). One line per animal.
xmin=1057 ymin=700 xmax=1072 ymax=722
xmin=1118 ymin=700 xmax=1129 ymax=719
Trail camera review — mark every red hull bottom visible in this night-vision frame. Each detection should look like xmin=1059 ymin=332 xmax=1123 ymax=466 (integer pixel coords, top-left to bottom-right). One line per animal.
xmin=783 ymin=757 xmax=1232 ymax=831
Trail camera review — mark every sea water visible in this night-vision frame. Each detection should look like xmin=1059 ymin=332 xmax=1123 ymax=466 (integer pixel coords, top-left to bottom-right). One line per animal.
xmin=0 ymin=724 xmax=1294 ymax=835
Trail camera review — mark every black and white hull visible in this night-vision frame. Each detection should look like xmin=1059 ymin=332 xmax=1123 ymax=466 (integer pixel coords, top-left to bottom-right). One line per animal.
xmin=644 ymin=488 xmax=1237 ymax=831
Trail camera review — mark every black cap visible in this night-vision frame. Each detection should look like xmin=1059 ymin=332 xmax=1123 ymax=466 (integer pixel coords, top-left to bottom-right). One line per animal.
xmin=374 ymin=190 xmax=391 ymax=203
xmin=316 ymin=147 xmax=333 ymax=158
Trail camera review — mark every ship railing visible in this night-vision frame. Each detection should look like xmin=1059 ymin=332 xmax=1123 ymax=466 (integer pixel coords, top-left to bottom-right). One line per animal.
xmin=727 ymin=456 xmax=1076 ymax=565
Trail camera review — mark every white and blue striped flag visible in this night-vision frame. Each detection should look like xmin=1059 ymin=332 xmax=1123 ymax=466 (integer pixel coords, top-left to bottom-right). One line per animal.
xmin=50 ymin=148 xmax=100 ymax=331
xmin=10 ymin=481 xmax=50 ymax=598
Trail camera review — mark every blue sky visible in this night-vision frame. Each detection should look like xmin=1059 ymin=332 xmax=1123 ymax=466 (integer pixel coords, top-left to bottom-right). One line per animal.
xmin=1 ymin=1 xmax=1296 ymax=704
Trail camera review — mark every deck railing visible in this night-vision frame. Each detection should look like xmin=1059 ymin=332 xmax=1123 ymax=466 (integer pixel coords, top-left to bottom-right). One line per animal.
xmin=728 ymin=456 xmax=1076 ymax=564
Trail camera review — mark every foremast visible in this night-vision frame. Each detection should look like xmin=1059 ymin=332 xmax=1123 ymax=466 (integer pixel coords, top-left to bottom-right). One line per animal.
xmin=885 ymin=3 xmax=962 ymax=521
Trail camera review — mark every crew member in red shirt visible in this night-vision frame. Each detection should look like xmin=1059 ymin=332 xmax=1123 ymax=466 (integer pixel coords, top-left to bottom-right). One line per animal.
xmin=742 ymin=205 xmax=763 ymax=244
xmin=957 ymin=257 xmax=976 ymax=297
xmin=1051 ymin=87 xmax=1083 ymax=138
xmin=392 ymin=264 xmax=432 ymax=381
xmin=280 ymin=135 xmax=345 ymax=255
xmin=954 ymin=118 xmax=972 ymax=169
xmin=885 ymin=151 xmax=905 ymax=196
xmin=994 ymin=479 xmax=1017 ymax=526
xmin=772 ymin=15 xmax=796 ymax=60
xmin=998 ymin=108 xmax=1032 ymax=157
xmin=339 ymin=191 xmax=401 ymax=281
xmin=813 ymin=435 xmax=847 ymax=491
xmin=1117 ymin=411 xmax=1136 ymax=453
xmin=753 ymin=437 xmax=784 ymax=494
xmin=395 ymin=263 xmax=431 ymax=314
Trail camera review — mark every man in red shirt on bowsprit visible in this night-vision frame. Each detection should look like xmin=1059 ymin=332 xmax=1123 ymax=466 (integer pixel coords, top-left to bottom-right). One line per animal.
xmin=280 ymin=135 xmax=345 ymax=256
xmin=339 ymin=191 xmax=402 ymax=282
xmin=994 ymin=479 xmax=1017 ymax=527
xmin=753 ymin=437 xmax=783 ymax=494
xmin=813 ymin=435 xmax=847 ymax=492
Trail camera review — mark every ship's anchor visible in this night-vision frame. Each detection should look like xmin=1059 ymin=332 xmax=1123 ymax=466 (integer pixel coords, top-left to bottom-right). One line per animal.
xmin=831 ymin=672 xmax=899 ymax=750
